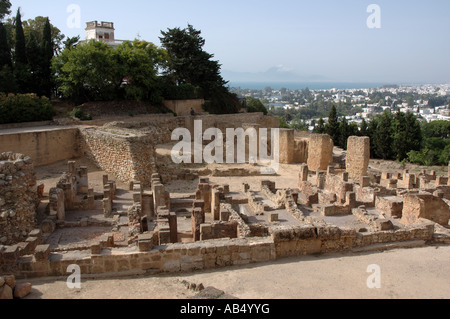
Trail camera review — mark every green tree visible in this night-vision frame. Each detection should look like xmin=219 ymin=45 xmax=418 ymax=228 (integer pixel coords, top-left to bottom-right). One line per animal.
xmin=53 ymin=40 xmax=120 ymax=103
xmin=392 ymin=111 xmax=422 ymax=161
xmin=325 ymin=104 xmax=340 ymax=145
xmin=63 ymin=35 xmax=80 ymax=50
xmin=114 ymin=40 xmax=167 ymax=101
xmin=314 ymin=117 xmax=325 ymax=134
xmin=13 ymin=9 xmax=30 ymax=93
xmin=40 ymin=17 xmax=53 ymax=97
xmin=160 ymin=24 xmax=238 ymax=114
xmin=359 ymin=118 xmax=369 ymax=136
xmin=0 ymin=21 xmax=10 ymax=66
xmin=0 ymin=0 xmax=11 ymax=21
xmin=339 ymin=117 xmax=349 ymax=149
xmin=246 ymin=97 xmax=268 ymax=115
xmin=13 ymin=9 xmax=26 ymax=64
xmin=22 ymin=16 xmax=64 ymax=55
xmin=374 ymin=110 xmax=394 ymax=160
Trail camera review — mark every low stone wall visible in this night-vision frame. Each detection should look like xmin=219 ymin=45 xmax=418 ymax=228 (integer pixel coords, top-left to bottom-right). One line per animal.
xmin=0 ymin=128 xmax=80 ymax=166
xmin=15 ymin=237 xmax=276 ymax=278
xmin=163 ymin=99 xmax=205 ymax=116
xmin=270 ymin=222 xmax=435 ymax=258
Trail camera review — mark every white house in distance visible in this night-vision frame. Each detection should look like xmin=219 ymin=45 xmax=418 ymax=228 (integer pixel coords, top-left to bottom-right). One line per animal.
xmin=83 ymin=21 xmax=124 ymax=48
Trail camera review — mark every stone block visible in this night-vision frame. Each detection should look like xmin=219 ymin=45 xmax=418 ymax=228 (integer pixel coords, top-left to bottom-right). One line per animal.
xmin=34 ymin=244 xmax=51 ymax=261
xmin=158 ymin=228 xmax=171 ymax=245
xmin=0 ymin=284 xmax=12 ymax=299
xmin=375 ymin=220 xmax=394 ymax=231
xmin=14 ymin=282 xmax=32 ymax=299
xmin=2 ymin=245 xmax=19 ymax=263
xmin=91 ymin=242 xmax=101 ymax=255
xmin=402 ymin=194 xmax=450 ymax=226
xmin=268 ymin=213 xmax=279 ymax=222
xmin=41 ymin=219 xmax=55 ymax=234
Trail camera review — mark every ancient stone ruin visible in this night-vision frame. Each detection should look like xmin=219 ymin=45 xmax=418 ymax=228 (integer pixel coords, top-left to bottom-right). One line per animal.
xmin=0 ymin=112 xmax=448 ymax=284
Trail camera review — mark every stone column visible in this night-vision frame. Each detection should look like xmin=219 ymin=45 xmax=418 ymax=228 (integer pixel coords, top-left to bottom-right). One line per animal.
xmin=299 ymin=163 xmax=309 ymax=184
xmin=77 ymin=166 xmax=89 ymax=194
xmin=307 ymin=134 xmax=333 ymax=171
xmin=278 ymin=129 xmax=295 ymax=164
xmin=169 ymin=212 xmax=178 ymax=243
xmin=192 ymin=200 xmax=205 ymax=241
xmin=211 ymin=189 xmax=221 ymax=220
xmin=346 ymin=136 xmax=370 ymax=180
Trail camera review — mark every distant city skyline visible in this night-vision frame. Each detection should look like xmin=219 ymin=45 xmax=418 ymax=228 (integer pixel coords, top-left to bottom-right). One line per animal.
xmin=9 ymin=0 xmax=450 ymax=84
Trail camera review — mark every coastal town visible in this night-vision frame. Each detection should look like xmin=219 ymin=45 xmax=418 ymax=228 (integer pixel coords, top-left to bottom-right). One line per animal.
xmin=231 ymin=84 xmax=450 ymax=131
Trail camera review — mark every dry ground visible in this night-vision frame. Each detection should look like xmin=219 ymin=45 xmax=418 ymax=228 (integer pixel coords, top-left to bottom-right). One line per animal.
xmin=21 ymin=245 xmax=450 ymax=299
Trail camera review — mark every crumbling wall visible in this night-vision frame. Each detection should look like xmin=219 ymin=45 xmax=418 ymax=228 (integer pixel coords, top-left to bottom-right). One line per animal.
xmin=402 ymin=193 xmax=450 ymax=226
xmin=0 ymin=153 xmax=38 ymax=245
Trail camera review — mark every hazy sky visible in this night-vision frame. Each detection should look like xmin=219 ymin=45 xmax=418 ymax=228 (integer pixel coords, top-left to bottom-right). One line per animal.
xmin=9 ymin=0 xmax=450 ymax=84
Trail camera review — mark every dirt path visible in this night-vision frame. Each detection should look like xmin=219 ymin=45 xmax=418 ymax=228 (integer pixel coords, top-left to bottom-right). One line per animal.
xmin=22 ymin=245 xmax=450 ymax=299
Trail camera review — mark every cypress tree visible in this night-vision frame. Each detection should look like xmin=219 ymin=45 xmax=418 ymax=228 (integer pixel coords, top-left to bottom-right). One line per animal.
xmin=41 ymin=17 xmax=53 ymax=97
xmin=359 ymin=118 xmax=369 ymax=137
xmin=14 ymin=9 xmax=27 ymax=64
xmin=326 ymin=104 xmax=340 ymax=145
xmin=14 ymin=8 xmax=30 ymax=93
xmin=374 ymin=110 xmax=394 ymax=160
xmin=315 ymin=117 xmax=325 ymax=134
xmin=0 ymin=22 xmax=11 ymax=67
xmin=339 ymin=116 xmax=350 ymax=149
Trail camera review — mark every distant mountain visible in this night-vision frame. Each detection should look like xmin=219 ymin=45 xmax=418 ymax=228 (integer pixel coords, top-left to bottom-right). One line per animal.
xmin=221 ymin=66 xmax=329 ymax=83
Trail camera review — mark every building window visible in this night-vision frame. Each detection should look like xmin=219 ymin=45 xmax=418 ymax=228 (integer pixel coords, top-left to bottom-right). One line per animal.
xmin=104 ymin=33 xmax=110 ymax=39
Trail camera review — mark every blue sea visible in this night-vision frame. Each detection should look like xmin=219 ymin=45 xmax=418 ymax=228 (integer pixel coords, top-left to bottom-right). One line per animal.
xmin=227 ymin=81 xmax=388 ymax=91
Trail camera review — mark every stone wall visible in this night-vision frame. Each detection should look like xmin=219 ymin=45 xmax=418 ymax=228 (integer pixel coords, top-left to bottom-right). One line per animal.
xmin=307 ymin=134 xmax=333 ymax=171
xmin=15 ymin=237 xmax=276 ymax=277
xmin=163 ymin=99 xmax=205 ymax=116
xmin=402 ymin=194 xmax=450 ymax=226
xmin=79 ymin=128 xmax=156 ymax=186
xmin=0 ymin=153 xmax=38 ymax=245
xmin=346 ymin=136 xmax=370 ymax=180
xmin=0 ymin=128 xmax=80 ymax=166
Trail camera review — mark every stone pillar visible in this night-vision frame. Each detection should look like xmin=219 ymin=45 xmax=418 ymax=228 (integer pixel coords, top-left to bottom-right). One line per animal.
xmin=346 ymin=192 xmax=357 ymax=208
xmin=153 ymin=183 xmax=165 ymax=215
xmin=192 ymin=208 xmax=205 ymax=241
xmin=342 ymin=172 xmax=349 ymax=182
xmin=315 ymin=170 xmax=325 ymax=189
xmin=103 ymin=198 xmax=112 ymax=217
xmin=299 ymin=164 xmax=309 ymax=184
xmin=68 ymin=161 xmax=76 ymax=175
xmin=211 ymin=189 xmax=221 ymax=220
xmin=360 ymin=176 xmax=370 ymax=188
xmin=278 ymin=129 xmax=295 ymax=164
xmin=78 ymin=166 xmax=89 ymax=194
xmin=307 ymin=134 xmax=333 ymax=171
xmin=169 ymin=212 xmax=178 ymax=243
xmin=198 ymin=183 xmax=211 ymax=213
xmin=49 ymin=188 xmax=65 ymax=221
xmin=346 ymin=136 xmax=370 ymax=180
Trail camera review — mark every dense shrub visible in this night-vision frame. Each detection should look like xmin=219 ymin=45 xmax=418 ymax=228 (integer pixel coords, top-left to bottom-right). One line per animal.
xmin=0 ymin=93 xmax=55 ymax=124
